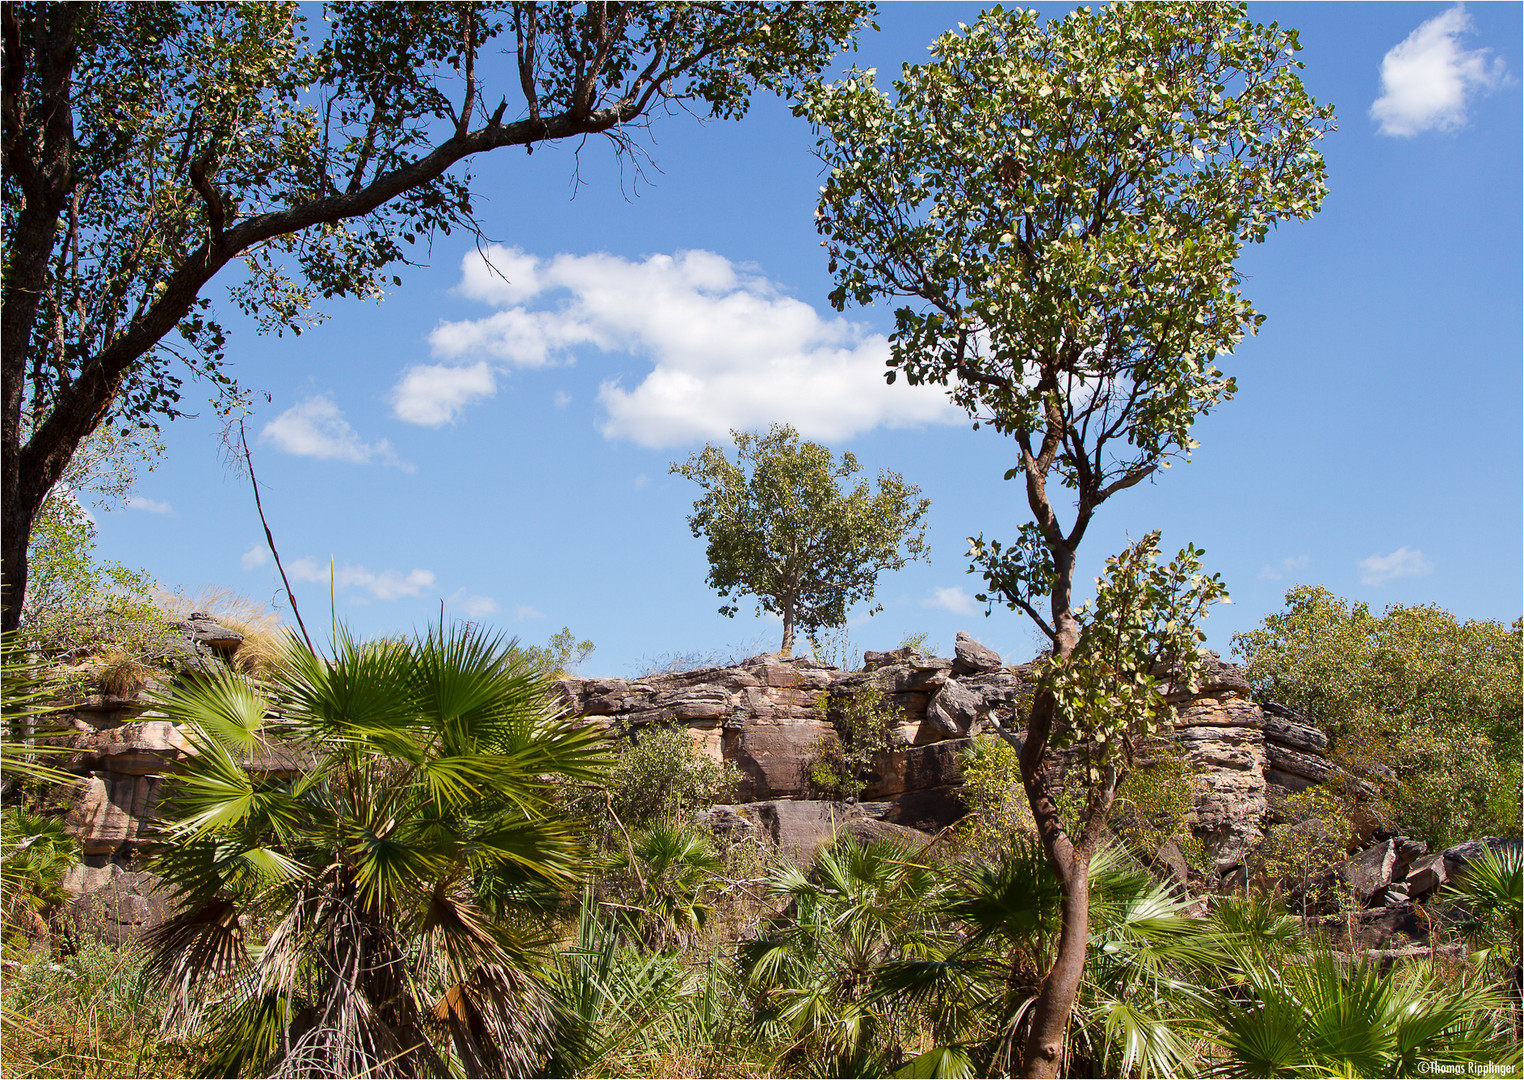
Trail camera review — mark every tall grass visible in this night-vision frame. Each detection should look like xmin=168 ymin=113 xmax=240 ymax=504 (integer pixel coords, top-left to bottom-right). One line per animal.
xmin=0 ymin=943 xmax=203 ymax=1078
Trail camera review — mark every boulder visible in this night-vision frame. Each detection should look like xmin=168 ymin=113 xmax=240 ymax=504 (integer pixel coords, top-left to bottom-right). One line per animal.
xmin=179 ymin=614 xmax=245 ymax=652
xmin=713 ymin=800 xmax=929 ymax=860
xmin=68 ymin=871 xmax=175 ymax=946
xmin=1341 ymin=839 xmax=1400 ymax=902
xmin=951 ymin=632 xmax=1002 ymax=676
xmin=1261 ymin=703 xmax=1330 ymax=754
xmin=922 ymin=681 xmax=984 ymax=740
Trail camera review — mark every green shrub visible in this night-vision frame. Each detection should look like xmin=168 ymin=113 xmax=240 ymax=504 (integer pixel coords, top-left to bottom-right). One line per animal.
xmin=1251 ymin=786 xmax=1356 ymax=916
xmin=957 ymin=735 xmax=1033 ymax=859
xmin=806 ymin=685 xmax=899 ymax=800
xmin=574 ymin=722 xmax=739 ymax=831
xmin=1110 ymin=742 xmax=1211 ymax=874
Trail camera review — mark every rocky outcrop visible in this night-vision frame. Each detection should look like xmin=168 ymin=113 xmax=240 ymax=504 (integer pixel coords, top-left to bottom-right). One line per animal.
xmin=698 ymin=800 xmax=931 ymax=860
xmin=557 ymin=643 xmax=1343 ymax=872
xmin=38 ymin=616 xmax=247 ymax=896
xmin=43 ymin=622 xmax=1356 ymax=913
xmin=1169 ymin=658 xmax=1267 ymax=870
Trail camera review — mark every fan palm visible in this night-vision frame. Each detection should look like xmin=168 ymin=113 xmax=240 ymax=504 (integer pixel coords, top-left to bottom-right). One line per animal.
xmin=603 ymin=819 xmax=723 ymax=948
xmin=740 ymin=835 xmax=956 ymax=1077
xmin=144 ymin=622 xmax=610 ymax=1078
xmin=937 ymin=839 xmax=1213 ymax=1078
xmin=1201 ymin=948 xmax=1520 ymax=1078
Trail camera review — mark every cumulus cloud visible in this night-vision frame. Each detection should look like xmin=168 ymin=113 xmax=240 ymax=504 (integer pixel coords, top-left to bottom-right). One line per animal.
xmin=241 ymin=544 xmax=270 ymax=571
xmin=1371 ymin=6 xmax=1505 ymax=136
xmin=515 ymin=605 xmax=544 ymax=620
xmin=1258 ymin=554 xmax=1310 ymax=582
xmin=288 ymin=557 xmax=435 ymax=600
xmin=923 ymin=585 xmax=978 ymax=616
xmin=421 ymin=245 xmax=961 ymax=445
xmin=125 ymin=495 xmax=172 ymax=514
xmin=1358 ymin=546 xmax=1435 ymax=586
xmin=448 ymin=590 xmax=498 ymax=618
xmin=392 ymin=361 xmax=497 ymax=426
xmin=261 ymin=395 xmax=408 ymax=469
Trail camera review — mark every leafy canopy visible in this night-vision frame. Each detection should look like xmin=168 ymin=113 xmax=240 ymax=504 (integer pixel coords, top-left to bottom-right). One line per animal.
xmin=801 ymin=2 xmax=1331 ymax=634
xmin=1233 ymin=586 xmax=1522 ymax=846
xmin=671 ymin=424 xmax=930 ymax=656
xmin=800 ymin=6 xmax=1329 ymax=1071
xmin=1 ymin=1 xmax=873 ymax=629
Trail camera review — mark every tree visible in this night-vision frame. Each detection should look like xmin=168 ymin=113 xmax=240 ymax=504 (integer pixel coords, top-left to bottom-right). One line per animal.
xmin=801 ymin=4 xmax=1331 ymax=1074
xmin=0 ymin=2 xmax=872 ymax=633
xmin=1233 ymin=585 xmax=1523 ymax=846
xmin=145 ymin=622 xmax=611 ymax=1078
xmin=671 ymin=424 xmax=930 ymax=656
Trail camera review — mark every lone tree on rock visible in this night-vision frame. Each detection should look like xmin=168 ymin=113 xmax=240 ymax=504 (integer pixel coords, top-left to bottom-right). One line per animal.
xmin=802 ymin=3 xmax=1332 ymax=1074
xmin=671 ymin=424 xmax=930 ymax=657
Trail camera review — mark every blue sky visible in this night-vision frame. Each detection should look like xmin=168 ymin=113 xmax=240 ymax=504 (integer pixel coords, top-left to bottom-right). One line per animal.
xmin=94 ymin=2 xmax=1522 ymax=674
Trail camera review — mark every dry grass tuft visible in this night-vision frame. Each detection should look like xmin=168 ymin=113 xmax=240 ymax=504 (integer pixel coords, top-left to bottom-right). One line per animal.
xmin=154 ymin=586 xmax=294 ymax=679
xmin=90 ymin=649 xmax=156 ymax=699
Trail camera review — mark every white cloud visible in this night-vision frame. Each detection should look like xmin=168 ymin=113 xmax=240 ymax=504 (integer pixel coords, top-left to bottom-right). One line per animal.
xmin=125 ymin=495 xmax=172 ymax=514
xmin=261 ymin=395 xmax=407 ymax=469
xmin=1258 ymin=554 xmax=1310 ymax=582
xmin=392 ymin=361 xmax=497 ymax=426
xmin=448 ymin=589 xmax=498 ymax=618
xmin=1371 ymin=6 xmax=1504 ymax=136
xmin=241 ymin=544 xmax=270 ymax=571
xmin=1358 ymin=546 xmax=1435 ymax=586
xmin=515 ymin=605 xmax=544 ymax=620
xmin=423 ymin=245 xmax=962 ymax=445
xmin=922 ymin=585 xmax=978 ymax=616
xmin=553 ymin=390 xmax=572 ymax=408
xmin=288 ymin=557 xmax=435 ymax=600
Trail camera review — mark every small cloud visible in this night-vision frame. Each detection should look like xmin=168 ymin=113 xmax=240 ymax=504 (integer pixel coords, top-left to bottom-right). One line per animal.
xmin=241 ymin=544 xmax=270 ymax=571
xmin=1359 ymin=546 xmax=1435 ymax=586
xmin=124 ymin=495 xmax=172 ymax=514
xmin=261 ymin=395 xmax=408 ymax=469
xmin=1258 ymin=554 xmax=1310 ymax=582
xmin=392 ymin=361 xmax=497 ymax=426
xmin=1371 ymin=6 xmax=1504 ymax=136
xmin=553 ymin=390 xmax=572 ymax=408
xmin=633 ymin=473 xmax=650 ymax=490
xmin=288 ymin=557 xmax=435 ymax=600
xmin=922 ymin=586 xmax=978 ymax=616
xmin=515 ymin=605 xmax=544 ymax=620
xmin=448 ymin=589 xmax=498 ymax=618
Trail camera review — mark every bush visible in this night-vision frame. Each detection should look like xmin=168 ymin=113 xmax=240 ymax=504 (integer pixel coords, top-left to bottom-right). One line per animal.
xmin=957 ymin=735 xmax=1033 ymax=859
xmin=1234 ymin=587 xmax=1522 ymax=847
xmin=1110 ymin=742 xmax=1211 ymax=874
xmin=806 ymin=685 xmax=899 ymax=800
xmin=1251 ymin=786 xmax=1356 ymax=916
xmin=573 ymin=722 xmax=739 ymax=831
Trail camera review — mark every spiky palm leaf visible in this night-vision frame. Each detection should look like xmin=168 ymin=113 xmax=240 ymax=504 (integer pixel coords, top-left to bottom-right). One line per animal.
xmin=740 ymin=835 xmax=955 ymax=1076
xmin=1202 ymin=948 xmax=1520 ymax=1078
xmin=146 ymin=623 xmax=611 ymax=1078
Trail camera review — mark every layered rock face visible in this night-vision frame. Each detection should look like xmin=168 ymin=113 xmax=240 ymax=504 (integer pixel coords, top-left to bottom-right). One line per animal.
xmin=556 ymin=636 xmax=1336 ymax=868
xmin=41 ymin=615 xmax=241 ymax=895
xmin=47 ymin=623 xmax=1345 ymax=897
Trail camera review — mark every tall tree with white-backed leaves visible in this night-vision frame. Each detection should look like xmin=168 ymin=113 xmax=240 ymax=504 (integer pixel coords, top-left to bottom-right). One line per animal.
xmin=0 ymin=0 xmax=872 ymax=632
xmin=801 ymin=4 xmax=1331 ymax=1074
xmin=671 ymin=424 xmax=929 ymax=657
